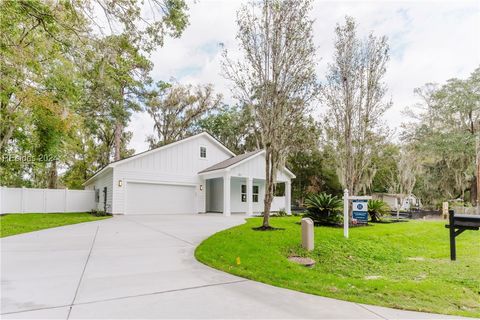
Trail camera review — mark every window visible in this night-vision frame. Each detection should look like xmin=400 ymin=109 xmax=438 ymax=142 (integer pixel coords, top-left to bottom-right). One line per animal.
xmin=200 ymin=146 xmax=207 ymax=158
xmin=241 ymin=185 xmax=259 ymax=202
xmin=274 ymin=182 xmax=285 ymax=197
xmin=95 ymin=189 xmax=100 ymax=203
xmin=253 ymin=185 xmax=259 ymax=202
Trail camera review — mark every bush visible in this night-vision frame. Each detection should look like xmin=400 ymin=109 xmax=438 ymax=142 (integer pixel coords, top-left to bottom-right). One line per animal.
xmin=271 ymin=210 xmax=288 ymax=217
xmin=276 ymin=210 xmax=288 ymax=217
xmin=90 ymin=209 xmax=108 ymax=217
xmin=368 ymin=199 xmax=390 ymax=222
xmin=304 ymin=193 xmax=343 ymax=226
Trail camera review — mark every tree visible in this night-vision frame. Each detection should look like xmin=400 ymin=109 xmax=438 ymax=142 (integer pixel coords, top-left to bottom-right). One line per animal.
xmin=84 ymin=35 xmax=152 ymax=161
xmin=196 ymin=105 xmax=258 ymax=154
xmin=75 ymin=0 xmax=189 ymax=53
xmin=370 ymin=143 xmax=400 ymax=194
xmin=401 ymin=67 xmax=479 ymax=206
xmin=146 ymin=82 xmax=222 ymax=147
xmin=223 ymin=0 xmax=319 ymax=228
xmin=322 ymin=16 xmax=391 ymax=196
xmin=1 ymin=0 xmax=190 ymax=187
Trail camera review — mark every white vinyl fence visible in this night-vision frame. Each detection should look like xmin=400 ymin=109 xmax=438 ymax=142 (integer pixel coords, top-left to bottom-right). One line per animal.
xmin=0 ymin=187 xmax=96 ymax=214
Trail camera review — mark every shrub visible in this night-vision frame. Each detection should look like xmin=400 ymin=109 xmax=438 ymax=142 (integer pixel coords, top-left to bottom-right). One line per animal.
xmin=90 ymin=209 xmax=108 ymax=217
xmin=271 ymin=210 xmax=288 ymax=217
xmin=304 ymin=193 xmax=343 ymax=226
xmin=368 ymin=199 xmax=390 ymax=222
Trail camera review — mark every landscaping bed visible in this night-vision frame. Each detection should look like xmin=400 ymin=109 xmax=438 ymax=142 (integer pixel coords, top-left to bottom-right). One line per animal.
xmin=195 ymin=217 xmax=480 ymax=318
xmin=0 ymin=213 xmax=111 ymax=237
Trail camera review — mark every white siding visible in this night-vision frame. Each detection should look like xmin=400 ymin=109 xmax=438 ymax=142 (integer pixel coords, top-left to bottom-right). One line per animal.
xmin=229 ymin=153 xmax=291 ymax=182
xmin=113 ymin=135 xmax=232 ymax=214
xmin=230 ymin=178 xmax=266 ymax=213
xmin=85 ymin=169 xmax=114 ymax=213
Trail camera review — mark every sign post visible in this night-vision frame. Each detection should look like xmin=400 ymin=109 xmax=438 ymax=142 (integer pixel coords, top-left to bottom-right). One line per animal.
xmin=343 ymin=189 xmax=349 ymax=238
xmin=343 ymin=189 xmax=372 ymax=238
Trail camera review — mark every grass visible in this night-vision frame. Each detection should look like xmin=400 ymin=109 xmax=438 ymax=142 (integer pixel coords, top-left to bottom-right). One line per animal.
xmin=0 ymin=212 xmax=111 ymax=237
xmin=196 ymin=217 xmax=480 ymax=318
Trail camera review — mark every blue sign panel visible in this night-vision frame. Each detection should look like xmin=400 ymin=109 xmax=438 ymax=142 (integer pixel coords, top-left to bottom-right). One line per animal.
xmin=352 ymin=211 xmax=368 ymax=223
xmin=352 ymin=199 xmax=368 ymax=223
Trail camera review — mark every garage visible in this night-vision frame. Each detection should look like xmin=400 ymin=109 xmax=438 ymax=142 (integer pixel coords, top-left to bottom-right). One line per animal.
xmin=125 ymin=182 xmax=195 ymax=215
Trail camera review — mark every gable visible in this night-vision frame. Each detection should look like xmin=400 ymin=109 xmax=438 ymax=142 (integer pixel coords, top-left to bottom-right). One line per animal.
xmin=228 ymin=152 xmax=294 ymax=182
xmin=83 ymin=132 xmax=234 ymax=186
xmin=115 ymin=134 xmax=233 ymax=175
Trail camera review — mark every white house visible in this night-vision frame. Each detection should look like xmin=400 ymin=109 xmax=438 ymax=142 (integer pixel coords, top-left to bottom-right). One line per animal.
xmin=84 ymin=132 xmax=294 ymax=215
xmin=373 ymin=193 xmax=422 ymax=211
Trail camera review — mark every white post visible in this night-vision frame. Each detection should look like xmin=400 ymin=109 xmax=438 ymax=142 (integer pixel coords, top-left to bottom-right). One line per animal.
xmin=301 ymin=217 xmax=314 ymax=251
xmin=21 ymin=186 xmax=26 ymax=214
xmin=64 ymin=188 xmax=68 ymax=213
xmin=0 ymin=186 xmax=3 ymax=215
xmin=343 ymin=189 xmax=349 ymax=238
xmin=246 ymin=177 xmax=253 ymax=216
xmin=223 ymin=173 xmax=231 ymax=216
xmin=285 ymin=180 xmax=292 ymax=215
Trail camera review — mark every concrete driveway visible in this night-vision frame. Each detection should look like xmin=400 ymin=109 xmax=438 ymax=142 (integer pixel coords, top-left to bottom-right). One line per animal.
xmin=1 ymin=214 xmax=459 ymax=319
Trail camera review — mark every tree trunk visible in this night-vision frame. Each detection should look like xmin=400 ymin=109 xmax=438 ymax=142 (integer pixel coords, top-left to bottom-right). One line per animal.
xmin=263 ymin=147 xmax=275 ymax=228
xmin=114 ymin=121 xmax=122 ymax=161
xmin=471 ymin=174 xmax=478 ymax=206
xmin=47 ymin=160 xmax=58 ymax=189
xmin=114 ymin=86 xmax=125 ymax=161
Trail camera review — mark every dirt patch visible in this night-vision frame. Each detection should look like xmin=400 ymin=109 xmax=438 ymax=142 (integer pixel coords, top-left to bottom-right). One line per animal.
xmin=288 ymin=256 xmax=316 ymax=267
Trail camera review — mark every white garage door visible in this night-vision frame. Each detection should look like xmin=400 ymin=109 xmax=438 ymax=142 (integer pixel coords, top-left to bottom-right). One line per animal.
xmin=125 ymin=182 xmax=195 ymax=214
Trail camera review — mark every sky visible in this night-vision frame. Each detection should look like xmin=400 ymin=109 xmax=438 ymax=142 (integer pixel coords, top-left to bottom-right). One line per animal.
xmin=127 ymin=0 xmax=480 ymax=153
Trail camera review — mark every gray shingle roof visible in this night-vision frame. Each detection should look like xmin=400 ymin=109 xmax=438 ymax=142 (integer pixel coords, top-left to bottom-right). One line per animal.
xmin=198 ymin=150 xmax=263 ymax=174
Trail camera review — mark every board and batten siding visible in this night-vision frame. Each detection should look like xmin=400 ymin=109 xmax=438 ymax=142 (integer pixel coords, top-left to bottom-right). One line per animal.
xmin=85 ymin=168 xmax=114 ymax=213
xmin=228 ymin=153 xmax=291 ymax=182
xmin=112 ymin=135 xmax=232 ymax=214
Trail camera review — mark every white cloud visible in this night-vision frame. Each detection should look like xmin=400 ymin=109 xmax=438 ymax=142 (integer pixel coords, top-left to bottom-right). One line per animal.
xmin=127 ymin=0 xmax=480 ymax=152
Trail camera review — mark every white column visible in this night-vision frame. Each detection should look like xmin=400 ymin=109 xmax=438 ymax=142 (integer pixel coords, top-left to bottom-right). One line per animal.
xmin=343 ymin=189 xmax=349 ymax=238
xmin=223 ymin=173 xmax=231 ymax=216
xmin=285 ymin=180 xmax=291 ymax=215
xmin=246 ymin=177 xmax=253 ymax=216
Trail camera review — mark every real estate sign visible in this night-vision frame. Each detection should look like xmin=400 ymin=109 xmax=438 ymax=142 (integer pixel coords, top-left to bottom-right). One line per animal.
xmin=343 ymin=190 xmax=371 ymax=238
xmin=352 ymin=199 xmax=368 ymax=223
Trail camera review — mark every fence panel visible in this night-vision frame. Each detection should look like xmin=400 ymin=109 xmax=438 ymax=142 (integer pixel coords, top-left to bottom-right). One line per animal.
xmin=1 ymin=188 xmax=22 ymax=213
xmin=66 ymin=190 xmax=96 ymax=212
xmin=0 ymin=187 xmax=95 ymax=214
xmin=24 ymin=189 xmax=45 ymax=213
xmin=45 ymin=189 xmax=65 ymax=213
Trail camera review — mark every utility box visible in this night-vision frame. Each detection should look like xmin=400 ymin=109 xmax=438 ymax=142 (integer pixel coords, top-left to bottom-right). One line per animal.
xmin=301 ymin=218 xmax=314 ymax=251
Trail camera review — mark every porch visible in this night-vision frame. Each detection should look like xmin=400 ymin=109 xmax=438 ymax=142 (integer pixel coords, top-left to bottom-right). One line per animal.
xmin=203 ymin=175 xmax=291 ymax=216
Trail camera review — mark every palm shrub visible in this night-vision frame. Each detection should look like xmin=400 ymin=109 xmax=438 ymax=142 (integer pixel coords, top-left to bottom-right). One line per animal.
xmin=304 ymin=193 xmax=343 ymax=226
xmin=367 ymin=199 xmax=390 ymax=222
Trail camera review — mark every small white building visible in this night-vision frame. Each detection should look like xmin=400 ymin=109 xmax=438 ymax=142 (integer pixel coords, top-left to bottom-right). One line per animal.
xmin=84 ymin=132 xmax=294 ymax=215
xmin=373 ymin=193 xmax=422 ymax=211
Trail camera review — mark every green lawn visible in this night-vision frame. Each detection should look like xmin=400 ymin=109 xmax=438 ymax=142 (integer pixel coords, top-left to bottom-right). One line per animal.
xmin=0 ymin=213 xmax=111 ymax=237
xmin=196 ymin=217 xmax=480 ymax=318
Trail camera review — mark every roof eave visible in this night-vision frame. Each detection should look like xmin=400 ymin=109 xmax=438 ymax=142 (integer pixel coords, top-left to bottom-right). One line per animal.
xmin=83 ymin=166 xmax=113 ymax=186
